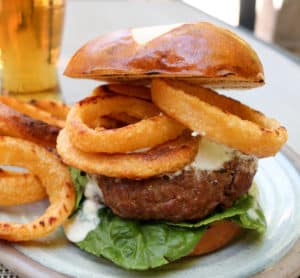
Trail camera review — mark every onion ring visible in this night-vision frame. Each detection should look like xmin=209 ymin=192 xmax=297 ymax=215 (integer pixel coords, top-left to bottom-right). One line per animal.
xmin=0 ymin=96 xmax=65 ymax=128
xmin=66 ymin=95 xmax=184 ymax=153
xmin=30 ymin=99 xmax=70 ymax=120
xmin=92 ymin=84 xmax=151 ymax=100
xmin=0 ymin=169 xmax=46 ymax=206
xmin=152 ymin=79 xmax=288 ymax=157
xmin=57 ymin=129 xmax=198 ymax=179
xmin=0 ymin=103 xmax=60 ymax=148
xmin=0 ymin=136 xmax=75 ymax=241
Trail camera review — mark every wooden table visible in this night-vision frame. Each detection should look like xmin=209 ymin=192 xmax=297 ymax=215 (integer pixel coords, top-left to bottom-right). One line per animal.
xmin=1 ymin=0 xmax=300 ymax=277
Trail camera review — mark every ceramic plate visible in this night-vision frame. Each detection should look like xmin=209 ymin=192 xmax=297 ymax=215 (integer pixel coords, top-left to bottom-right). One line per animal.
xmin=1 ymin=147 xmax=300 ymax=278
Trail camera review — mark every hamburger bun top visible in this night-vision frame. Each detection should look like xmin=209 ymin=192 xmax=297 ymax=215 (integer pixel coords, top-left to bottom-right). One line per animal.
xmin=64 ymin=22 xmax=264 ymax=88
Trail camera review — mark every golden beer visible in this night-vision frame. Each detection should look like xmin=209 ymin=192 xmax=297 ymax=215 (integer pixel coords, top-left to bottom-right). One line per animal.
xmin=0 ymin=0 xmax=64 ymax=95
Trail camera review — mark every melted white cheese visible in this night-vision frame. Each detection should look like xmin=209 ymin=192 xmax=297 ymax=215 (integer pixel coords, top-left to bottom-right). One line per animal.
xmin=236 ymin=152 xmax=258 ymax=174
xmin=132 ymin=23 xmax=182 ymax=45
xmin=163 ymin=138 xmax=234 ymax=179
xmin=64 ymin=175 xmax=104 ymax=243
xmin=190 ymin=138 xmax=233 ymax=171
xmin=84 ymin=175 xmax=104 ymax=203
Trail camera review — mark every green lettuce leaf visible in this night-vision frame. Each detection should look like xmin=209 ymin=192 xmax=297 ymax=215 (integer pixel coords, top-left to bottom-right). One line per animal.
xmin=69 ymin=167 xmax=88 ymax=212
xmin=231 ymin=199 xmax=266 ymax=234
xmin=166 ymin=194 xmax=266 ymax=234
xmin=77 ymin=208 xmax=205 ymax=270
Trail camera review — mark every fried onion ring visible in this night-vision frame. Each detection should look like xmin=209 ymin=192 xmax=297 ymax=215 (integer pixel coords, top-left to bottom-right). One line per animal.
xmin=152 ymin=79 xmax=288 ymax=157
xmin=0 ymin=169 xmax=46 ymax=206
xmin=92 ymin=84 xmax=151 ymax=100
xmin=0 ymin=136 xmax=75 ymax=241
xmin=0 ymin=96 xmax=65 ymax=128
xmin=0 ymin=103 xmax=60 ymax=148
xmin=57 ymin=129 xmax=198 ymax=179
xmin=30 ymin=99 xmax=70 ymax=120
xmin=66 ymin=95 xmax=184 ymax=153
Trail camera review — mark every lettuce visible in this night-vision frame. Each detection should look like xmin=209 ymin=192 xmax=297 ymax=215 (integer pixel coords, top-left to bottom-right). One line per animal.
xmin=167 ymin=195 xmax=266 ymax=234
xmin=231 ymin=198 xmax=266 ymax=234
xmin=77 ymin=208 xmax=205 ymax=270
xmin=69 ymin=167 xmax=88 ymax=212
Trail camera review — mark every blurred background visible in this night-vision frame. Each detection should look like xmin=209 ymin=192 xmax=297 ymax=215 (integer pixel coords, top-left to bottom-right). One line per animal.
xmin=0 ymin=0 xmax=299 ymax=101
xmin=184 ymin=0 xmax=300 ymax=58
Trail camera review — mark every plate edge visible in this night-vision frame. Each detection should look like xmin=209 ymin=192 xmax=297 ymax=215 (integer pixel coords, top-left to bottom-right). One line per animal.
xmin=253 ymin=145 xmax=300 ymax=278
xmin=0 ymin=241 xmax=69 ymax=278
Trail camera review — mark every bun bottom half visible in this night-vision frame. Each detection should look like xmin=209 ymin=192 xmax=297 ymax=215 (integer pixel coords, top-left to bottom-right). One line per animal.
xmin=189 ymin=220 xmax=242 ymax=256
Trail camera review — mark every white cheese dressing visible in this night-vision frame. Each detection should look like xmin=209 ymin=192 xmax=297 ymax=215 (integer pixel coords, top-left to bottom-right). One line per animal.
xmin=191 ymin=138 xmax=234 ymax=171
xmin=64 ymin=175 xmax=105 ymax=243
xmin=84 ymin=174 xmax=104 ymax=203
xmin=163 ymin=138 xmax=234 ymax=179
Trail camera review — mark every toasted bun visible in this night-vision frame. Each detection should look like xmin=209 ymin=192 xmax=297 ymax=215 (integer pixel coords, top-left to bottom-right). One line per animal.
xmin=64 ymin=22 xmax=264 ymax=88
xmin=189 ymin=220 xmax=242 ymax=256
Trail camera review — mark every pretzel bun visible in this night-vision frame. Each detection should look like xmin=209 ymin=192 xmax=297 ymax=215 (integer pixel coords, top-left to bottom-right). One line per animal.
xmin=189 ymin=220 xmax=242 ymax=256
xmin=64 ymin=22 xmax=264 ymax=88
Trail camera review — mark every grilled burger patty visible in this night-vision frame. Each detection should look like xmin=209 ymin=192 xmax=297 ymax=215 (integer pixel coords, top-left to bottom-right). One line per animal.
xmin=97 ymin=153 xmax=258 ymax=222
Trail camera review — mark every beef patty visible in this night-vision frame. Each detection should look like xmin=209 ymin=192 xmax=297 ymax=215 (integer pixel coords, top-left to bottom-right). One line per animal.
xmin=97 ymin=153 xmax=257 ymax=222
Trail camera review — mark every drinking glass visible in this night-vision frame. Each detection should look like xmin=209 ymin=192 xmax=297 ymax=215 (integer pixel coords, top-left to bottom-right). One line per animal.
xmin=0 ymin=0 xmax=65 ymax=97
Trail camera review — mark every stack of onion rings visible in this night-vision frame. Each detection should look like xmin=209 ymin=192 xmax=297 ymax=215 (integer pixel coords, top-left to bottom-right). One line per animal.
xmin=0 ymin=136 xmax=75 ymax=241
xmin=58 ymin=80 xmax=288 ymax=180
xmin=0 ymin=96 xmax=73 ymax=224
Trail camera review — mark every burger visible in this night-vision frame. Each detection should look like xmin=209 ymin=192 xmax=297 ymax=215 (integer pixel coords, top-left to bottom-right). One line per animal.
xmin=57 ymin=22 xmax=288 ymax=270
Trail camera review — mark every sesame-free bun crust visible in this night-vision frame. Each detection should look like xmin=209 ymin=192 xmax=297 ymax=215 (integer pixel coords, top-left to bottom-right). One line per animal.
xmin=64 ymin=22 xmax=264 ymax=88
xmin=189 ymin=220 xmax=242 ymax=256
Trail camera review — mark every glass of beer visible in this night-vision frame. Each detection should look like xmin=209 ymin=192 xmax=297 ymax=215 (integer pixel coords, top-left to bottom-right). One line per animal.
xmin=0 ymin=0 xmax=65 ymax=96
